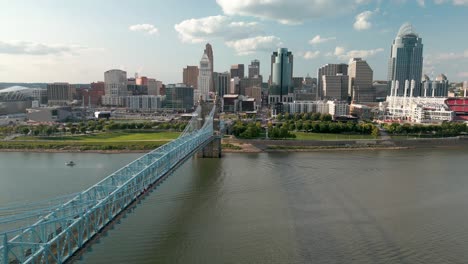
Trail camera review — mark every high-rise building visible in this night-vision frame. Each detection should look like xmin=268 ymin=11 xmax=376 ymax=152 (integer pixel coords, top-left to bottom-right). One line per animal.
xmin=198 ymin=52 xmax=211 ymax=101
xmin=213 ymin=72 xmax=230 ymax=97
xmin=230 ymin=64 xmax=245 ymax=79
xmin=204 ymin=43 xmax=214 ymax=92
xmin=322 ymin=74 xmax=349 ymax=101
xmin=248 ymin=59 xmax=260 ymax=78
xmin=318 ymin=63 xmax=348 ymax=99
xmin=230 ymin=77 xmax=240 ymax=94
xmin=348 ymin=58 xmax=375 ymax=103
xmin=147 ymin=78 xmax=162 ymax=96
xmin=388 ymin=23 xmax=424 ymax=96
xmin=183 ymin=66 xmax=199 ymax=89
xmin=240 ymin=77 xmax=262 ymax=96
xmin=47 ymin=83 xmax=72 ymax=106
xmin=292 ymin=77 xmax=304 ymax=90
xmin=269 ymin=48 xmax=294 ymax=106
xmin=103 ymin=69 xmax=128 ymax=106
xmin=165 ymin=84 xmax=194 ymax=111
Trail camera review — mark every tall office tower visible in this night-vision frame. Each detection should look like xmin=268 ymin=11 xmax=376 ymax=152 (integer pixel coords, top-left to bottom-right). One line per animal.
xmin=322 ymin=74 xmax=349 ymax=101
xmin=317 ymin=63 xmax=348 ymax=99
xmin=248 ymin=59 xmax=260 ymax=78
xmin=47 ymin=83 xmax=72 ymax=106
xmin=204 ymin=43 xmax=214 ymax=92
xmin=213 ymin=72 xmax=230 ymax=97
xmin=348 ymin=58 xmax=375 ymax=103
xmin=388 ymin=23 xmax=423 ymax=96
xmin=230 ymin=64 xmax=245 ymax=79
xmin=269 ymin=48 xmax=294 ymax=107
xmin=103 ymin=69 xmax=128 ymax=106
xmin=165 ymin=84 xmax=194 ymax=111
xmin=271 ymin=50 xmax=293 ymax=84
xmin=183 ymin=66 xmax=199 ymax=89
xmin=198 ymin=52 xmax=211 ymax=101
xmin=147 ymin=78 xmax=162 ymax=96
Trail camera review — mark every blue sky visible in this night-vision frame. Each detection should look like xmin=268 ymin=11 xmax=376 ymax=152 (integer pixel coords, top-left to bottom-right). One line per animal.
xmin=0 ymin=0 xmax=467 ymax=84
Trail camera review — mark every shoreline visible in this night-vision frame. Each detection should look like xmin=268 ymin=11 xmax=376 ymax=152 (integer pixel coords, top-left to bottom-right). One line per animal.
xmin=1 ymin=136 xmax=467 ymax=154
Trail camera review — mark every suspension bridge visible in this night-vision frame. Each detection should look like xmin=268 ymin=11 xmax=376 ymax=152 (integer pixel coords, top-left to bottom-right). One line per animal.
xmin=0 ymin=103 xmax=221 ymax=264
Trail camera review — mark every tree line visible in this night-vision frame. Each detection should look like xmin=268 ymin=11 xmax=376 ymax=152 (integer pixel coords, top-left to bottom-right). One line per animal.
xmin=383 ymin=122 xmax=468 ymax=137
xmin=0 ymin=120 xmax=188 ymax=137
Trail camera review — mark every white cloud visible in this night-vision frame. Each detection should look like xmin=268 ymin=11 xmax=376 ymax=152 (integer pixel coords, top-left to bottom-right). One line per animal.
xmin=435 ymin=50 xmax=468 ymax=60
xmin=225 ymin=36 xmax=282 ymax=55
xmin=303 ymin=51 xmax=321 ymax=59
xmin=417 ymin=0 xmax=426 ymax=6
xmin=331 ymin=46 xmax=384 ymax=60
xmin=309 ymin=35 xmax=336 ymax=45
xmin=0 ymin=40 xmax=86 ymax=56
xmin=434 ymin=0 xmax=468 ymax=5
xmin=216 ymin=0 xmax=369 ymax=25
xmin=174 ymin=15 xmax=259 ymax=43
xmin=129 ymin=24 xmax=159 ymax=35
xmin=458 ymin=72 xmax=468 ymax=78
xmin=353 ymin=10 xmax=374 ymax=31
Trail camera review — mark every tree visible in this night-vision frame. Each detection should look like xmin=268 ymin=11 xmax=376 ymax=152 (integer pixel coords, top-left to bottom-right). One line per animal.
xmin=371 ymin=127 xmax=380 ymax=138
xmin=70 ymin=127 xmax=77 ymax=134
xmin=320 ymin=114 xmax=332 ymax=122
xmin=21 ymin=127 xmax=30 ymax=135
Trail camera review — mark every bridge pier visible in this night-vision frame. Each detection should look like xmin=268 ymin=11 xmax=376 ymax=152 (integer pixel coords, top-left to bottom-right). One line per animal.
xmin=197 ymin=136 xmax=221 ymax=158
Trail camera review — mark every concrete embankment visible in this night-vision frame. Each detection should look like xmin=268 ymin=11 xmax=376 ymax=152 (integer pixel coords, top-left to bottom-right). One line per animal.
xmin=222 ymin=136 xmax=468 ymax=153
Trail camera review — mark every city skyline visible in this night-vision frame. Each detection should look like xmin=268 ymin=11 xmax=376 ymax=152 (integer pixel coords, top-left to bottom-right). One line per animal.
xmin=0 ymin=0 xmax=467 ymax=84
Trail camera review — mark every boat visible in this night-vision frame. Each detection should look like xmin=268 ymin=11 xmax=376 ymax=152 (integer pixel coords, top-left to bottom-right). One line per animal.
xmin=66 ymin=161 xmax=76 ymax=166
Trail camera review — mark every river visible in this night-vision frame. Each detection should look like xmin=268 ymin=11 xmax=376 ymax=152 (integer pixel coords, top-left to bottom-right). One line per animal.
xmin=1 ymin=149 xmax=468 ymax=264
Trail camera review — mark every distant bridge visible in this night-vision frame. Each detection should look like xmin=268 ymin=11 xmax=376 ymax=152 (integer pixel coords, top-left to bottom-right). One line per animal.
xmin=0 ymin=103 xmax=220 ymax=264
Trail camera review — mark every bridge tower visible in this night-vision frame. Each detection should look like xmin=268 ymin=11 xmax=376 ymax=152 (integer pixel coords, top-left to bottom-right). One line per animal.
xmin=197 ymin=99 xmax=222 ymax=158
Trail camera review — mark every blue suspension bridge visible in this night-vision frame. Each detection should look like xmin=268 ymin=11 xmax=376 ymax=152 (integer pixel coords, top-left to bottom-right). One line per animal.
xmin=0 ymin=103 xmax=220 ymax=264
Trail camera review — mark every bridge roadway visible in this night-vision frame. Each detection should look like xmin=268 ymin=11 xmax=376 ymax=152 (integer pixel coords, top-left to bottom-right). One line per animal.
xmin=0 ymin=104 xmax=216 ymax=264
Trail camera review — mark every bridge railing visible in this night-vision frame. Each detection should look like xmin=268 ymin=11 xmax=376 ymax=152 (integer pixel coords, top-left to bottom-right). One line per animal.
xmin=0 ymin=104 xmax=215 ymax=264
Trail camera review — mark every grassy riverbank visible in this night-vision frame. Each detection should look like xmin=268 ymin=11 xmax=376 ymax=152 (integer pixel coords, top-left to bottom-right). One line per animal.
xmin=1 ymin=131 xmax=180 ymax=152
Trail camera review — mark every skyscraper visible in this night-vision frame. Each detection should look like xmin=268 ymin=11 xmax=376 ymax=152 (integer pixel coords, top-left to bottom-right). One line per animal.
xmin=230 ymin=64 xmax=245 ymax=79
xmin=198 ymin=52 xmax=211 ymax=101
xmin=348 ymin=58 xmax=375 ymax=103
xmin=47 ymin=83 xmax=72 ymax=106
xmin=213 ymin=72 xmax=230 ymax=97
xmin=204 ymin=43 xmax=214 ymax=92
xmin=269 ymin=48 xmax=294 ymax=106
xmin=322 ymin=74 xmax=349 ymax=101
xmin=248 ymin=59 xmax=260 ymax=78
xmin=183 ymin=66 xmax=199 ymax=89
xmin=387 ymin=23 xmax=424 ymax=96
xmin=102 ymin=69 xmax=127 ymax=106
xmin=317 ymin=63 xmax=348 ymax=99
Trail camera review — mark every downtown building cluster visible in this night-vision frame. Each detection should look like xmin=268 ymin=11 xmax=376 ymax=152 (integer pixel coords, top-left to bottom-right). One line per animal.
xmin=1 ymin=23 xmax=468 ymax=124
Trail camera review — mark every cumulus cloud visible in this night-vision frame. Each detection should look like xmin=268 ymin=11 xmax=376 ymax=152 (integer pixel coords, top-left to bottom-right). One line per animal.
xmin=174 ymin=15 xmax=259 ymax=43
xmin=0 ymin=40 xmax=86 ymax=56
xmin=216 ymin=0 xmax=369 ymax=25
xmin=129 ymin=24 xmax=159 ymax=35
xmin=303 ymin=51 xmax=321 ymax=59
xmin=435 ymin=50 xmax=468 ymax=60
xmin=309 ymin=35 xmax=336 ymax=45
xmin=458 ymin=72 xmax=468 ymax=78
xmin=434 ymin=0 xmax=468 ymax=5
xmin=225 ymin=36 xmax=282 ymax=55
xmin=417 ymin=0 xmax=426 ymax=6
xmin=330 ymin=46 xmax=384 ymax=60
xmin=353 ymin=10 xmax=374 ymax=31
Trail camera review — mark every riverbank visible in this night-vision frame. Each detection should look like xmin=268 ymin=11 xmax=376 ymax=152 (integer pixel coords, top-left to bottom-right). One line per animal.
xmin=1 ymin=136 xmax=468 ymax=154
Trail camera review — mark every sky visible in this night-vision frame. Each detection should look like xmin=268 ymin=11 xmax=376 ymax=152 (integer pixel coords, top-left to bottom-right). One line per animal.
xmin=0 ymin=0 xmax=467 ymax=84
